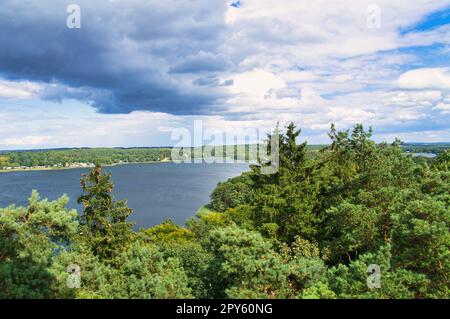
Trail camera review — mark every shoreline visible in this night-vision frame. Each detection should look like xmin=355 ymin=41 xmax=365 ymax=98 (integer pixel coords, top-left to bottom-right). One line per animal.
xmin=0 ymin=158 xmax=253 ymax=173
xmin=0 ymin=160 xmax=172 ymax=173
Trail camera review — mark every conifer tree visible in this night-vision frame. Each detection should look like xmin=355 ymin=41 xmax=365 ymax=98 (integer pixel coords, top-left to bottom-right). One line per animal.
xmin=0 ymin=191 xmax=78 ymax=298
xmin=77 ymin=165 xmax=134 ymax=261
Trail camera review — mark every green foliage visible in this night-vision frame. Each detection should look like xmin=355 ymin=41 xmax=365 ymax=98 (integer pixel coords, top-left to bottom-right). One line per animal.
xmin=0 ymin=191 xmax=78 ymax=298
xmin=243 ymin=123 xmax=324 ymax=241
xmin=203 ymin=226 xmax=290 ymax=298
xmin=432 ymin=150 xmax=450 ymax=171
xmin=145 ymin=219 xmax=194 ymax=244
xmin=186 ymin=209 xmax=235 ymax=241
xmin=77 ymin=165 xmax=135 ymax=261
xmin=206 ymin=122 xmax=449 ymax=299
xmin=323 ymin=201 xmax=379 ymax=263
xmin=53 ymin=241 xmax=192 ymax=299
xmin=152 ymin=241 xmax=214 ymax=299
xmin=390 ymin=196 xmax=449 ymax=298
xmin=300 ymin=282 xmax=336 ymax=299
xmin=144 ymin=214 xmax=216 ymax=298
xmin=1 ymin=123 xmax=449 ymax=299
xmin=327 ymin=245 xmax=431 ymax=299
xmin=0 ymin=148 xmax=168 ymax=168
xmin=210 ymin=174 xmax=253 ymax=212
xmin=103 ymin=242 xmax=192 ymax=298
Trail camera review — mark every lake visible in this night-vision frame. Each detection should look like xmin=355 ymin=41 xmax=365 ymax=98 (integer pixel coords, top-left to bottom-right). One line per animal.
xmin=411 ymin=152 xmax=437 ymax=158
xmin=0 ymin=162 xmax=250 ymax=229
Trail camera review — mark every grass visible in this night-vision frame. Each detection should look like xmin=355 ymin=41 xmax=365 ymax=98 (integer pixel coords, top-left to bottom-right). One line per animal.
xmin=195 ymin=205 xmax=219 ymax=216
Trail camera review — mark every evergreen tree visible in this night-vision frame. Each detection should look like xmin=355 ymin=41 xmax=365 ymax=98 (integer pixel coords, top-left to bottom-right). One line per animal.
xmin=0 ymin=192 xmax=78 ymax=298
xmin=1 ymin=122 xmax=448 ymax=299
xmin=204 ymin=226 xmax=290 ymax=298
xmin=77 ymin=165 xmax=134 ymax=261
xmin=245 ymin=122 xmax=325 ymax=241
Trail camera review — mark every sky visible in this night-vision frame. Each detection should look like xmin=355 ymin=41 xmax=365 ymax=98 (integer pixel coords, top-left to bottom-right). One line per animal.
xmin=0 ymin=0 xmax=450 ymax=149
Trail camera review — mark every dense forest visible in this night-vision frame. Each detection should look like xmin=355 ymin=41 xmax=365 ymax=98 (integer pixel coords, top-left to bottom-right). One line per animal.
xmin=0 ymin=148 xmax=171 ymax=168
xmin=0 ymin=141 xmax=444 ymax=170
xmin=0 ymin=146 xmax=257 ymax=168
xmin=0 ymin=123 xmax=448 ymax=299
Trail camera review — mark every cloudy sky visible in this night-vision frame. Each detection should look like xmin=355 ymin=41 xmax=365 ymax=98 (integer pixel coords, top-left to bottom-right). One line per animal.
xmin=0 ymin=0 xmax=450 ymax=149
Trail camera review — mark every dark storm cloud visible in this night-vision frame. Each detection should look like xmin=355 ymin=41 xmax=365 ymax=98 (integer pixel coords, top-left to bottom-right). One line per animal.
xmin=192 ymin=76 xmax=234 ymax=87
xmin=170 ymin=51 xmax=233 ymax=73
xmin=0 ymin=0 xmax=232 ymax=115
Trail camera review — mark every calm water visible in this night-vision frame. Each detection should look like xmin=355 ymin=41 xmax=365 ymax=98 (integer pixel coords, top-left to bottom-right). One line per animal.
xmin=411 ymin=152 xmax=437 ymax=158
xmin=0 ymin=162 xmax=249 ymax=229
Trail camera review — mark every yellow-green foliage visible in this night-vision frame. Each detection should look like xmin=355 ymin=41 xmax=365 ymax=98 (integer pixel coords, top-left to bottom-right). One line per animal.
xmin=192 ymin=206 xmax=235 ymax=229
xmin=0 ymin=156 xmax=9 ymax=166
xmin=145 ymin=219 xmax=194 ymax=244
xmin=198 ymin=211 xmax=232 ymax=227
xmin=195 ymin=205 xmax=217 ymax=215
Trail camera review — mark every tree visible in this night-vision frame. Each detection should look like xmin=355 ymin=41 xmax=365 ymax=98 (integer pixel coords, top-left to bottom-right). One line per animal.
xmin=1 ymin=123 xmax=448 ymax=299
xmin=391 ymin=195 xmax=449 ymax=298
xmin=203 ymin=226 xmax=290 ymax=298
xmin=244 ymin=122 xmax=324 ymax=241
xmin=145 ymin=219 xmax=194 ymax=244
xmin=277 ymin=236 xmax=332 ymax=298
xmin=103 ymin=242 xmax=193 ymax=298
xmin=77 ymin=165 xmax=134 ymax=261
xmin=210 ymin=174 xmax=253 ymax=212
xmin=144 ymin=222 xmax=213 ymax=298
xmin=327 ymin=245 xmax=430 ymax=299
xmin=54 ymin=241 xmax=193 ymax=299
xmin=0 ymin=191 xmax=78 ymax=298
xmin=432 ymin=150 xmax=450 ymax=171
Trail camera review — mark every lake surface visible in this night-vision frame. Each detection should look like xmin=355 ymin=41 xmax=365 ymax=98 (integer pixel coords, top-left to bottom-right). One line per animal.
xmin=411 ymin=152 xmax=437 ymax=158
xmin=0 ymin=162 xmax=249 ymax=229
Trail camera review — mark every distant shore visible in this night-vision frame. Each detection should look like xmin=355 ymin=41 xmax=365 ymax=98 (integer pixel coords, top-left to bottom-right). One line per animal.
xmin=0 ymin=158 xmax=257 ymax=173
xmin=0 ymin=159 xmax=172 ymax=173
xmin=0 ymin=158 xmax=254 ymax=173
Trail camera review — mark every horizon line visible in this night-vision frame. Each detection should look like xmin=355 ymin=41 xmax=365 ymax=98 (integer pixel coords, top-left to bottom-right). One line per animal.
xmin=1 ymin=141 xmax=450 ymax=153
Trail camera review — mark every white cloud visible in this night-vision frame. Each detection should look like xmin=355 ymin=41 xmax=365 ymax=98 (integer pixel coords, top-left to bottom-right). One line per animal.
xmin=376 ymin=128 xmax=450 ymax=143
xmin=433 ymin=102 xmax=450 ymax=114
xmin=224 ymin=0 xmax=449 ymax=63
xmin=1 ymin=1 xmax=450 ymax=147
xmin=2 ymin=136 xmax=52 ymax=147
xmin=397 ymin=68 xmax=450 ymax=89
xmin=215 ymin=1 xmax=450 ymax=142
xmin=0 ymin=101 xmax=183 ymax=149
xmin=0 ymin=80 xmax=41 ymax=99
xmin=230 ymin=69 xmax=286 ymax=97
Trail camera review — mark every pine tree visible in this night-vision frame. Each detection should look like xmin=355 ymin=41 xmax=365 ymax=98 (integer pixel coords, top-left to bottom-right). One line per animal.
xmin=247 ymin=122 xmax=324 ymax=241
xmin=77 ymin=165 xmax=134 ymax=261
xmin=0 ymin=191 xmax=78 ymax=298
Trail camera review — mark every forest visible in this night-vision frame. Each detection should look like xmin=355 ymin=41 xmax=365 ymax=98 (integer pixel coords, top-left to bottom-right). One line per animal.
xmin=0 ymin=148 xmax=171 ymax=168
xmin=0 ymin=141 xmax=444 ymax=170
xmin=0 ymin=123 xmax=448 ymax=299
xmin=0 ymin=146 xmax=258 ymax=168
